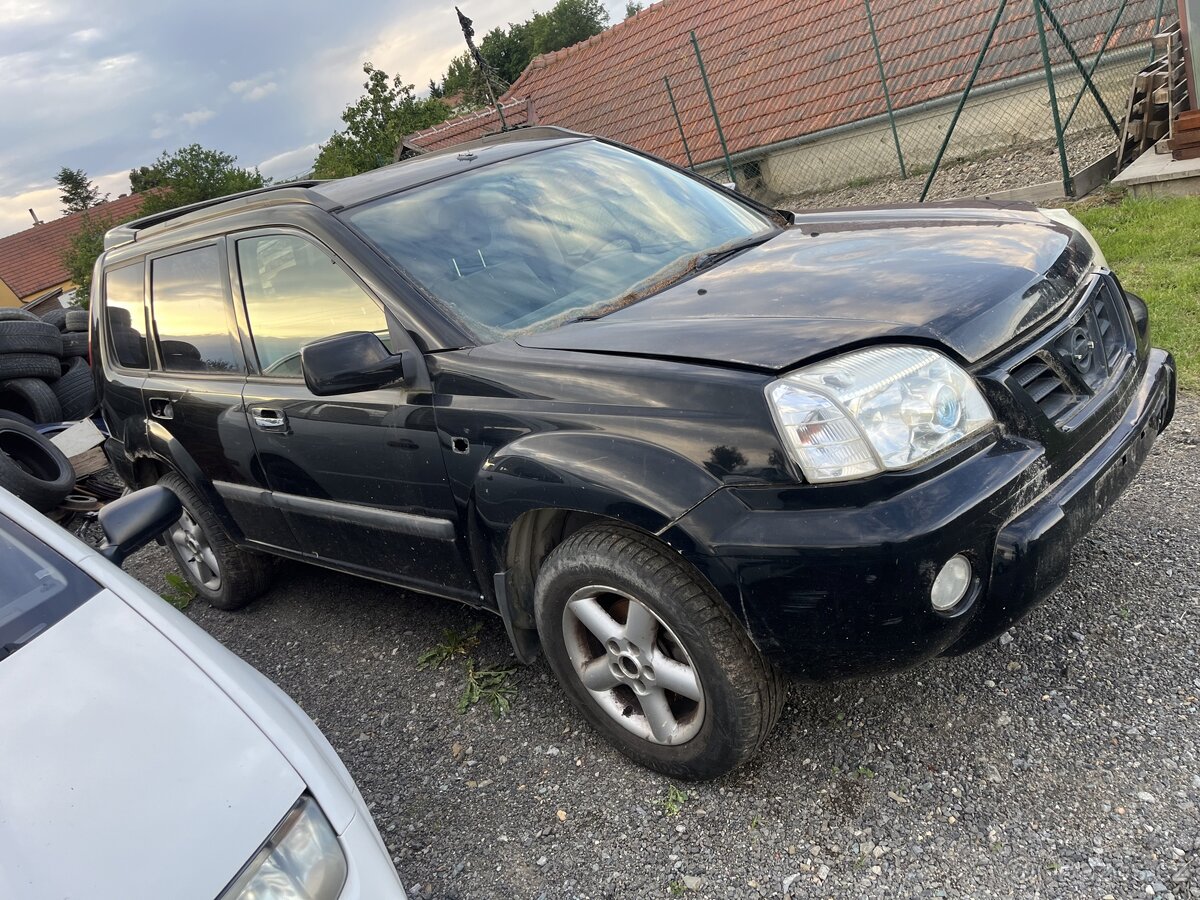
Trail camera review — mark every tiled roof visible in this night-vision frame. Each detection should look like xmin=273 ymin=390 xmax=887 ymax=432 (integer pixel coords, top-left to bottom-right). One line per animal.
xmin=0 ymin=193 xmax=144 ymax=300
xmin=406 ymin=0 xmax=1154 ymax=166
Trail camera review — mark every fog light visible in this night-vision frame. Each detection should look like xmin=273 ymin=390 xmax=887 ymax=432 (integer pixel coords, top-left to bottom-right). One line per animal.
xmin=931 ymin=555 xmax=973 ymax=612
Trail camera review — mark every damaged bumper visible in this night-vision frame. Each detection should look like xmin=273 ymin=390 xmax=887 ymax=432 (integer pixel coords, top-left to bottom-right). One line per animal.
xmin=668 ymin=348 xmax=1176 ymax=680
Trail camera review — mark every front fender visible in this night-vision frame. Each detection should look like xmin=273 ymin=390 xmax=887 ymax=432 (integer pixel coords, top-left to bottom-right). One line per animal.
xmin=472 ymin=431 xmax=725 ymax=536
xmin=138 ymin=419 xmax=245 ymax=539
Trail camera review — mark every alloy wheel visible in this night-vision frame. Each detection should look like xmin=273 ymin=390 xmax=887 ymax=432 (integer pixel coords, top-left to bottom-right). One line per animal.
xmin=169 ymin=508 xmax=222 ymax=592
xmin=561 ymin=585 xmax=705 ymax=745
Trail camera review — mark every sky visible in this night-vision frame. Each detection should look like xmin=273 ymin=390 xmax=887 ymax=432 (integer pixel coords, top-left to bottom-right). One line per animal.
xmin=0 ymin=0 xmax=627 ymax=238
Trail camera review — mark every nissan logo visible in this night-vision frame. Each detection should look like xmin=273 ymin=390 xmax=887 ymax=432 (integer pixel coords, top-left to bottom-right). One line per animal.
xmin=1067 ymin=326 xmax=1095 ymax=374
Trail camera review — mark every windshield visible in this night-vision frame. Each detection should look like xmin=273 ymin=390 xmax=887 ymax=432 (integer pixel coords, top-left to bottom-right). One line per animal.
xmin=343 ymin=141 xmax=777 ymax=341
xmin=0 ymin=514 xmax=98 ymax=662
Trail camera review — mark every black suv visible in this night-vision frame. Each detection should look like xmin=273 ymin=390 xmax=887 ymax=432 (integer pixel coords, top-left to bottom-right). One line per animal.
xmin=92 ymin=127 xmax=1175 ymax=778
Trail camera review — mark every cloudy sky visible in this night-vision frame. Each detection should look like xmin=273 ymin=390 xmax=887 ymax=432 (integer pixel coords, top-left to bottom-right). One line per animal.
xmin=0 ymin=0 xmax=626 ymax=238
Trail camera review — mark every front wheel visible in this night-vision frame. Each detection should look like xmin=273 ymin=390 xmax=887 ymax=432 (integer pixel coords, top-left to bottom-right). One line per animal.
xmin=158 ymin=472 xmax=274 ymax=611
xmin=534 ymin=524 xmax=786 ymax=779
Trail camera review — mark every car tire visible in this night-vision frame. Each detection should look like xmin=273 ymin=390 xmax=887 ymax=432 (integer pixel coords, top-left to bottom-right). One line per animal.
xmin=0 ymin=309 xmax=40 ymax=323
xmin=51 ymin=357 xmax=96 ymax=420
xmin=60 ymin=331 xmax=89 ymax=358
xmin=0 ymin=418 xmax=75 ymax=511
xmin=0 ymin=353 xmax=62 ymax=381
xmin=158 ymin=472 xmax=275 ymax=611
xmin=533 ymin=524 xmax=786 ymax=779
xmin=0 ymin=377 xmax=63 ymax=423
xmin=40 ymin=307 xmax=69 ymax=331
xmin=0 ymin=320 xmax=63 ymax=357
xmin=64 ymin=309 xmax=89 ymax=332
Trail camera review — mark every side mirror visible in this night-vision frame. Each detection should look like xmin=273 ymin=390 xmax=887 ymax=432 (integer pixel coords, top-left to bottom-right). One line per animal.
xmin=97 ymin=485 xmax=182 ymax=567
xmin=300 ymin=332 xmax=415 ymax=397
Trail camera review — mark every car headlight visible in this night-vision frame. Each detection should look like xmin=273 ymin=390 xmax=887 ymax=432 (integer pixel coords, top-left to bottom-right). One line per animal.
xmin=766 ymin=346 xmax=994 ymax=483
xmin=1038 ymin=206 xmax=1108 ymax=270
xmin=220 ymin=796 xmax=347 ymax=900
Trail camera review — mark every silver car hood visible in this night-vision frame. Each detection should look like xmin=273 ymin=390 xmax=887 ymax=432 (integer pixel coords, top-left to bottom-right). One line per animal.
xmin=0 ymin=590 xmax=304 ymax=900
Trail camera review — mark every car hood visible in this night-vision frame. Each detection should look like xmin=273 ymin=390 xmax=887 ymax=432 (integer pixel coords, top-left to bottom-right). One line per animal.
xmin=0 ymin=590 xmax=304 ymax=900
xmin=517 ymin=203 xmax=1094 ymax=370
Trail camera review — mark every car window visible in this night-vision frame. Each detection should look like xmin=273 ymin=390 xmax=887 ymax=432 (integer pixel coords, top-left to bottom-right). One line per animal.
xmin=236 ymin=234 xmax=389 ymax=377
xmin=104 ymin=262 xmax=148 ymax=369
xmin=0 ymin=514 xmax=98 ymax=663
xmin=151 ymin=245 xmax=244 ymax=374
xmin=343 ymin=140 xmax=775 ymax=341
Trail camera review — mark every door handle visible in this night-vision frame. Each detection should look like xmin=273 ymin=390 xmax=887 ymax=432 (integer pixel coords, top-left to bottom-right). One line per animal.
xmin=148 ymin=397 xmax=174 ymax=420
xmin=249 ymin=406 xmax=290 ymax=433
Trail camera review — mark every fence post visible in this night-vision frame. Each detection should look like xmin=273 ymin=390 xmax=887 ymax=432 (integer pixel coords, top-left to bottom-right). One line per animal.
xmin=1150 ymin=0 xmax=1167 ymax=62
xmin=689 ymin=30 xmax=736 ymax=184
xmin=1038 ymin=0 xmax=1120 ymax=134
xmin=1061 ymin=0 xmax=1128 ymax=132
xmin=1034 ymin=0 xmax=1074 ymax=197
xmin=663 ymin=76 xmax=696 ymax=169
xmin=921 ymin=0 xmax=1010 ymax=201
xmin=864 ymin=0 xmax=907 ymax=178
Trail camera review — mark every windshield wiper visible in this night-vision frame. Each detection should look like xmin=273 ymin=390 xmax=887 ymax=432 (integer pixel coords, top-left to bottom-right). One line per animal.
xmin=694 ymin=230 xmax=780 ymax=272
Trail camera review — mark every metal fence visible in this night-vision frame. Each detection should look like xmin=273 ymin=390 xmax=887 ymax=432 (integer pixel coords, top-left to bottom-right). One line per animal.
xmin=658 ymin=0 xmax=1178 ymax=206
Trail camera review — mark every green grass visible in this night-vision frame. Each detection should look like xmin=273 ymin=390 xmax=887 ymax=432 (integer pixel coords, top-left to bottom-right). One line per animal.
xmin=1074 ymin=195 xmax=1200 ymax=391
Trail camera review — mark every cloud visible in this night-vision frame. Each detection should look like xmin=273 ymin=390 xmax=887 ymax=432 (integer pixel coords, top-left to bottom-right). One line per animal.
xmin=0 ymin=169 xmax=131 ymax=239
xmin=180 ymin=108 xmax=216 ymax=127
xmin=258 ymin=142 xmax=322 ymax=180
xmin=230 ymin=73 xmax=278 ymax=102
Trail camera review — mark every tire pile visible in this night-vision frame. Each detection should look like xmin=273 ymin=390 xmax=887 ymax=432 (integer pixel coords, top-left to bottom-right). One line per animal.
xmin=0 ymin=307 xmax=99 ymax=512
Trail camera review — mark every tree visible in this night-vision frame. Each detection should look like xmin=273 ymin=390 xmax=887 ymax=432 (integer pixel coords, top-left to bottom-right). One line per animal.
xmin=56 ymin=167 xmax=105 ymax=215
xmin=311 ymin=64 xmax=451 ymax=179
xmin=624 ymin=1 xmax=643 ymax=17
xmin=61 ymin=212 xmax=126 ymax=306
xmin=137 ymin=144 xmax=266 ymax=216
xmin=528 ymin=0 xmax=609 ymax=55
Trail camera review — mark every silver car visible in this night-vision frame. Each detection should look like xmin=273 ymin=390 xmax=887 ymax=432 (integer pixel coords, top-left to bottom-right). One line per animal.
xmin=0 ymin=485 xmax=407 ymax=900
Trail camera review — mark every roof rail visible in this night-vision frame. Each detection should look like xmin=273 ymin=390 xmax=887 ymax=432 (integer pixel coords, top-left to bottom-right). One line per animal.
xmin=103 ymin=181 xmax=328 ymax=250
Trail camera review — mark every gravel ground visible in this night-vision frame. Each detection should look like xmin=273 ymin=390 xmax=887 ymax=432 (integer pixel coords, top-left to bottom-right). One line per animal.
xmin=783 ymin=131 xmax=1115 ymax=210
xmin=124 ymin=397 xmax=1200 ymax=900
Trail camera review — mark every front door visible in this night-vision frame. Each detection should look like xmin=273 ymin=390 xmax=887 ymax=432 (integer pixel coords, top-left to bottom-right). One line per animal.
xmin=230 ymin=230 xmax=475 ymax=600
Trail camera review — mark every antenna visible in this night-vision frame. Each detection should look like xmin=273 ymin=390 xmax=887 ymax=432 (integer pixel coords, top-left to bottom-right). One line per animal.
xmin=455 ymin=6 xmax=508 ymax=131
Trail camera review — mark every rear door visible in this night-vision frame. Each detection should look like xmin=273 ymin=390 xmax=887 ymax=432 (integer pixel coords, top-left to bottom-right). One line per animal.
xmin=143 ymin=240 xmax=295 ymax=549
xmin=230 ymin=229 xmax=474 ymax=598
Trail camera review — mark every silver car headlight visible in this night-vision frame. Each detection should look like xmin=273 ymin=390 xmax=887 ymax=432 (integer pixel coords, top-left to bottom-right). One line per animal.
xmin=767 ymin=346 xmax=994 ymax=483
xmin=220 ymin=796 xmax=347 ymax=900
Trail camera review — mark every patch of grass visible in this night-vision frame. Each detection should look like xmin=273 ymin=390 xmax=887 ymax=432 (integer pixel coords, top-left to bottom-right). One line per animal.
xmin=749 ymin=814 xmax=762 ymax=830
xmin=457 ymin=660 xmax=516 ymax=717
xmin=160 ymin=572 xmax=195 ymax=610
xmin=668 ymin=880 xmax=686 ymax=897
xmin=1075 ymin=195 xmax=1200 ymax=390
xmin=662 ymin=784 xmax=688 ymax=817
xmin=856 ymin=765 xmax=876 ymax=780
xmin=417 ymin=624 xmax=480 ymax=671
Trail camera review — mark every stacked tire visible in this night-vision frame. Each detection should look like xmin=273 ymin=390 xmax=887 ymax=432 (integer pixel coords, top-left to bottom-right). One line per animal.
xmin=0 ymin=307 xmax=97 ymax=511
xmin=0 ymin=307 xmax=97 ymax=425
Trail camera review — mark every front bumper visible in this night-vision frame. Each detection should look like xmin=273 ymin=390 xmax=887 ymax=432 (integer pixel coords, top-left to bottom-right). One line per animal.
xmin=668 ymin=348 xmax=1175 ymax=680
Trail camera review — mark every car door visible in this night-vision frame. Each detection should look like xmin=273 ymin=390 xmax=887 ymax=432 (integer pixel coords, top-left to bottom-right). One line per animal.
xmin=144 ymin=240 xmax=296 ymax=549
xmin=230 ymin=229 xmax=475 ymax=599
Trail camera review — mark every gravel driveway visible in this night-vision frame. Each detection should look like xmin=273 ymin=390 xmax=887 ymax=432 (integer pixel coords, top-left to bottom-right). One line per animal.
xmin=127 ymin=397 xmax=1200 ymax=900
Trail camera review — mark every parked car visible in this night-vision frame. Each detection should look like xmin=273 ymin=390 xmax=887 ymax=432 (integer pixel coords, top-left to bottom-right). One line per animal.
xmin=91 ymin=126 xmax=1175 ymax=779
xmin=0 ymin=485 xmax=407 ymax=900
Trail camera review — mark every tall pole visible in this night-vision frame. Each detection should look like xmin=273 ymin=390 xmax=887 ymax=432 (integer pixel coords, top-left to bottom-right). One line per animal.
xmin=690 ymin=30 xmax=736 ymax=184
xmin=663 ymin=76 xmax=696 ymax=169
xmin=1034 ymin=0 xmax=1074 ymax=197
xmin=864 ymin=0 xmax=907 ymax=178
xmin=456 ymin=7 xmax=507 ymax=130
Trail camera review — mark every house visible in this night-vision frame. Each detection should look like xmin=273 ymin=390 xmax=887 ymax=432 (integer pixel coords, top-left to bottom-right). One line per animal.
xmin=404 ymin=0 xmax=1161 ymax=197
xmin=0 ymin=193 xmax=144 ymax=308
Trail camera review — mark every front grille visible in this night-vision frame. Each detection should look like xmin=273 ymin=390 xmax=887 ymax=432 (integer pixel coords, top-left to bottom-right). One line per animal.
xmin=1007 ymin=274 xmax=1134 ymax=430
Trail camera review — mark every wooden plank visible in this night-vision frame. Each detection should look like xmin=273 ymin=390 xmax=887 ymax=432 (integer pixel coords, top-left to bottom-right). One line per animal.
xmin=69 ymin=447 xmax=109 ymax=478
xmin=1148 ymin=120 xmax=1168 ymax=141
xmin=1172 ymin=145 xmax=1200 ymax=161
xmin=1168 ymin=130 xmax=1200 ymax=150
xmin=50 ymin=418 xmax=104 ymax=457
xmin=1176 ymin=110 xmax=1200 ymax=129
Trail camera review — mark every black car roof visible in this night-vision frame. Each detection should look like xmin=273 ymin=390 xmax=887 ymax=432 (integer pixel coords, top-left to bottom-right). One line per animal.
xmin=103 ymin=127 xmax=589 ymax=250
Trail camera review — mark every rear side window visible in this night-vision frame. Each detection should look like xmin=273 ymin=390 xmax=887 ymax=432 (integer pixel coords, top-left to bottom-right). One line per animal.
xmin=236 ymin=234 xmax=388 ymax=377
xmin=151 ymin=246 xmax=244 ymax=374
xmin=103 ymin=262 xmax=148 ymax=369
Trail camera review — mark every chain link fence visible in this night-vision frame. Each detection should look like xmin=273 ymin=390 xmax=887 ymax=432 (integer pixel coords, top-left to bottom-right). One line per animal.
xmin=663 ymin=0 xmax=1176 ymax=207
